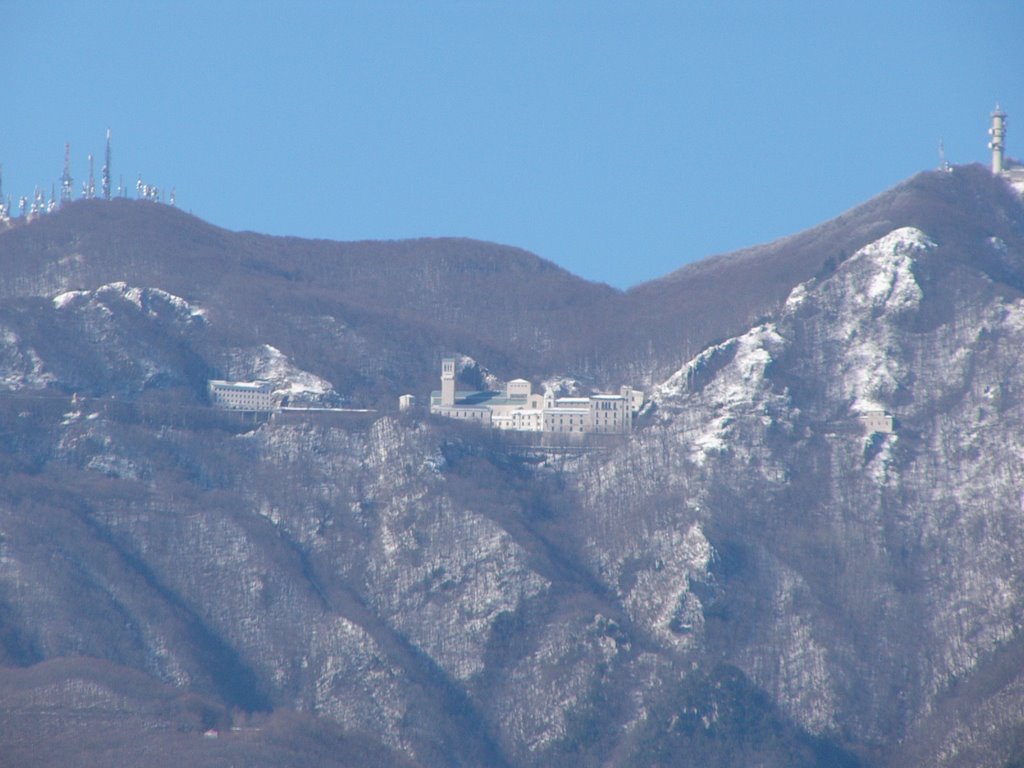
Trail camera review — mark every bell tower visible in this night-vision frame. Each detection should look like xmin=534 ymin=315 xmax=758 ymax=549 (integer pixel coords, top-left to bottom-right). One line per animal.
xmin=441 ymin=357 xmax=456 ymax=407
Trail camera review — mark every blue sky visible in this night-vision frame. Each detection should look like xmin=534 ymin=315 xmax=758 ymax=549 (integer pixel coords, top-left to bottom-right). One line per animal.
xmin=2 ymin=1 xmax=1021 ymax=289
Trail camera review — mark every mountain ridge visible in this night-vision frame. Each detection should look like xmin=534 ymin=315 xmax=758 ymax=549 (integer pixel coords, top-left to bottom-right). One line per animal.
xmin=1 ymin=163 xmax=1023 ymax=766
xmin=3 ymin=162 xmax=1020 ymax=405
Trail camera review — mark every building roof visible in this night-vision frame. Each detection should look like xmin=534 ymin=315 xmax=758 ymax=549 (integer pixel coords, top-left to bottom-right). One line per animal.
xmin=431 ymin=390 xmax=531 ymax=407
xmin=209 ymin=379 xmax=271 ymax=391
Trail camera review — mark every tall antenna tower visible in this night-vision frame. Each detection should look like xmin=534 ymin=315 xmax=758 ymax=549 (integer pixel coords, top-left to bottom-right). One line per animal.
xmin=85 ymin=154 xmax=96 ymax=199
xmin=102 ymin=128 xmax=112 ymax=200
xmin=938 ymin=139 xmax=952 ymax=172
xmin=60 ymin=143 xmax=74 ymax=204
xmin=989 ymin=104 xmax=1007 ymax=175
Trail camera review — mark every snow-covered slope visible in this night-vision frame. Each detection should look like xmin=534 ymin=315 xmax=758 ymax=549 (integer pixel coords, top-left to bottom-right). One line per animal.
xmin=573 ymin=223 xmax=1024 ymax=766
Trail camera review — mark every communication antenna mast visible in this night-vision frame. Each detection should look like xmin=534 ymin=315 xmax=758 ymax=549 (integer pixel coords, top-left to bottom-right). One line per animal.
xmin=60 ymin=143 xmax=74 ymax=204
xmin=85 ymin=154 xmax=96 ymax=199
xmin=102 ymin=128 xmax=112 ymax=200
xmin=989 ymin=104 xmax=1007 ymax=175
xmin=938 ymin=139 xmax=952 ymax=172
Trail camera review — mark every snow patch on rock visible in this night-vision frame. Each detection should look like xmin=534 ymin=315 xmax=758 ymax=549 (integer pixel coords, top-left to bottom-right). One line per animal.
xmin=53 ymin=282 xmax=206 ymax=325
xmin=228 ymin=344 xmax=334 ymax=400
xmin=656 ymin=324 xmax=787 ymax=466
xmin=842 ymin=230 xmax=929 ymax=412
xmin=784 ymin=281 xmax=811 ymax=311
xmin=620 ymin=523 xmax=714 ymax=651
xmin=500 ymin=613 xmax=628 ymax=753
xmin=52 ymin=289 xmax=88 ymax=309
xmin=542 ymin=376 xmax=583 ymax=397
xmin=368 ymin=496 xmax=549 ymax=681
xmin=657 ymin=323 xmax=784 ymax=404
xmin=854 ymin=227 xmax=929 ymax=311
xmin=1003 ymin=164 xmax=1024 ymax=198
xmin=744 ymin=567 xmax=840 ymax=735
xmin=309 ymin=616 xmax=412 ymax=753
xmin=0 ymin=327 xmax=56 ymax=389
xmin=792 ymin=227 xmax=933 ymax=414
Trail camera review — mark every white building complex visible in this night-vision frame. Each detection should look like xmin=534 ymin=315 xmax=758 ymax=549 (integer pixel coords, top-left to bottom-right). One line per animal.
xmin=429 ymin=358 xmax=641 ymax=434
xmin=208 ymin=380 xmax=276 ymax=411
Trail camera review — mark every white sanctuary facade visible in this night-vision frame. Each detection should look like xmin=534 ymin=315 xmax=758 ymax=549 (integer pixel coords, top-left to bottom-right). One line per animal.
xmin=429 ymin=358 xmax=640 ymax=434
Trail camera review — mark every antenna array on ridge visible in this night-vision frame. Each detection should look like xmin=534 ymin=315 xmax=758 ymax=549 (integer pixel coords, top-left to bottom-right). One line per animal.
xmin=0 ymin=129 xmax=177 ymax=227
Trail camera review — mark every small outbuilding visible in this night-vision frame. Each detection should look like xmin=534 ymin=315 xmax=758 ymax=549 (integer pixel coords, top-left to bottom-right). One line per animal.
xmin=861 ymin=410 xmax=894 ymax=434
